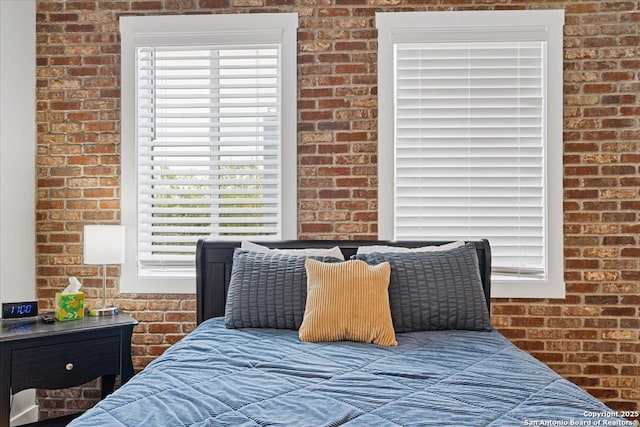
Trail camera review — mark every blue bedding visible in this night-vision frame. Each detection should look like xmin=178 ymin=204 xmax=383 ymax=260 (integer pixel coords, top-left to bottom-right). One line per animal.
xmin=70 ymin=318 xmax=623 ymax=426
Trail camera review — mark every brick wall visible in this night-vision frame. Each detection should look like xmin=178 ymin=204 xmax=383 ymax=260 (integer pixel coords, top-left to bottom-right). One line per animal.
xmin=35 ymin=0 xmax=639 ymax=420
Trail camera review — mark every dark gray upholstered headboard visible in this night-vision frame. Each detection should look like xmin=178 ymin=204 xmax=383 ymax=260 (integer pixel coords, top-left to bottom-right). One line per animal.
xmin=195 ymin=239 xmax=492 ymax=325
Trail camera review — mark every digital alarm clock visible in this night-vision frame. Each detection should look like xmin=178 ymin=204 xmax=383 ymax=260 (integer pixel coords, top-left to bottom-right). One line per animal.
xmin=2 ymin=301 xmax=39 ymax=319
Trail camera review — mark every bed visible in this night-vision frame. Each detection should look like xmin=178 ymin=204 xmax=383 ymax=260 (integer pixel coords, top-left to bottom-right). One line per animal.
xmin=68 ymin=239 xmax=627 ymax=426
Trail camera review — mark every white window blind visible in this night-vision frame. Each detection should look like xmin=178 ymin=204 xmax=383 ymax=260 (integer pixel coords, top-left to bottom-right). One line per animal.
xmin=121 ymin=13 xmax=297 ymax=292
xmin=394 ymin=41 xmax=546 ymax=279
xmin=377 ymin=10 xmax=565 ymax=297
xmin=136 ymin=45 xmax=282 ymax=269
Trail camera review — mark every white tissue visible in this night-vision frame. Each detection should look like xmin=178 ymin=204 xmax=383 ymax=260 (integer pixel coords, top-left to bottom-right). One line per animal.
xmin=63 ymin=276 xmax=83 ymax=294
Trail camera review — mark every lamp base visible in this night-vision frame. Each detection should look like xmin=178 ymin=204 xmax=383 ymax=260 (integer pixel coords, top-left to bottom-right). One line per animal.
xmin=87 ymin=307 xmax=119 ymax=316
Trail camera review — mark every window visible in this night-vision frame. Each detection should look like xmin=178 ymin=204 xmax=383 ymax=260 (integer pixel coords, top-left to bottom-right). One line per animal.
xmin=120 ymin=13 xmax=298 ymax=293
xmin=376 ymin=10 xmax=565 ymax=298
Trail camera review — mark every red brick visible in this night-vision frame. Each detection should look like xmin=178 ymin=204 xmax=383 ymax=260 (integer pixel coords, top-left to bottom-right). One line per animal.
xmin=65 ymin=2 xmax=96 ymax=10
xmin=318 ymin=144 xmax=348 ymax=154
xmin=67 ymin=67 xmax=98 ymax=77
xmin=335 ymin=64 xmax=368 ymax=74
xmin=300 ymin=223 xmax=332 ymax=233
xmin=199 ymin=0 xmax=225 ymax=6
xmin=49 ymin=13 xmax=79 ymax=22
xmin=131 ymin=1 xmax=163 ymax=10
xmin=584 ymin=365 xmax=619 ymax=376
xmin=65 ymin=24 xmax=95 ymax=32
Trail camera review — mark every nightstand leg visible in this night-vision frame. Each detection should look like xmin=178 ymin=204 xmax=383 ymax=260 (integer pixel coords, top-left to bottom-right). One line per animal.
xmin=0 ymin=385 xmax=8 ymax=427
xmin=121 ymin=326 xmax=135 ymax=383
xmin=101 ymin=375 xmax=116 ymax=399
xmin=0 ymin=349 xmax=9 ymax=427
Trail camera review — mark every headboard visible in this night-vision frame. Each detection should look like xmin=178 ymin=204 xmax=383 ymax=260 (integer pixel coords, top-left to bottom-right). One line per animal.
xmin=195 ymin=239 xmax=492 ymax=325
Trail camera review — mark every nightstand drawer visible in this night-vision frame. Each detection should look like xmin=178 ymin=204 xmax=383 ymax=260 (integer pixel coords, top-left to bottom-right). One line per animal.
xmin=11 ymin=336 xmax=121 ymax=393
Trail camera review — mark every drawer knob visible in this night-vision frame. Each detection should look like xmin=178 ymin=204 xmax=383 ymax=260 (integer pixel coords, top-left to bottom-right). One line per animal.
xmin=65 ymin=363 xmax=74 ymax=371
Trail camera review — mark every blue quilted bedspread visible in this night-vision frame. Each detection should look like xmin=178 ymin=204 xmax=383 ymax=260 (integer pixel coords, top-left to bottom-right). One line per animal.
xmin=69 ymin=318 xmax=623 ymax=426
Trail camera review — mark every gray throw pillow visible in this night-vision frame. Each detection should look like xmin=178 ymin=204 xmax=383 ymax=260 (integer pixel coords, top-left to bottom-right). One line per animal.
xmin=354 ymin=243 xmax=491 ymax=332
xmin=225 ymin=249 xmax=342 ymax=330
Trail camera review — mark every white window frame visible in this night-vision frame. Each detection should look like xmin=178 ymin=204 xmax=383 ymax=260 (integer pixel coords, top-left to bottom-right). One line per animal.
xmin=120 ymin=13 xmax=298 ymax=293
xmin=376 ymin=10 xmax=565 ymax=299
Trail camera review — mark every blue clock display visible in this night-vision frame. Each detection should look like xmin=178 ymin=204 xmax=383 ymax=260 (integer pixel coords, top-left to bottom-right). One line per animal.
xmin=2 ymin=301 xmax=38 ymax=319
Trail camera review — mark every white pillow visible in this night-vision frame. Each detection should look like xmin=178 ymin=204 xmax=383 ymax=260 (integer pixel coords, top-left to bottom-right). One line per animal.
xmin=356 ymin=241 xmax=465 ymax=255
xmin=240 ymin=241 xmax=345 ymax=260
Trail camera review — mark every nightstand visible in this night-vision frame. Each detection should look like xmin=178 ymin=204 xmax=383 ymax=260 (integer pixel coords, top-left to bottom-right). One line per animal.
xmin=0 ymin=313 xmax=138 ymax=427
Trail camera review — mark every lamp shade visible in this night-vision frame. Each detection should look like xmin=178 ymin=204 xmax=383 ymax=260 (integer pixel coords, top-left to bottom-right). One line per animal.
xmin=84 ymin=225 xmax=126 ymax=265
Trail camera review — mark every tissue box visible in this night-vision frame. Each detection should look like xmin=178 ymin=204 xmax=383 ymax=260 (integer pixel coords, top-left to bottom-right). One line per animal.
xmin=55 ymin=292 xmax=85 ymax=321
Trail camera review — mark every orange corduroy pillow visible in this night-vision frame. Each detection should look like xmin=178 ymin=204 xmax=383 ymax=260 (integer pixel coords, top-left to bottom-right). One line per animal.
xmin=299 ymin=259 xmax=397 ymax=347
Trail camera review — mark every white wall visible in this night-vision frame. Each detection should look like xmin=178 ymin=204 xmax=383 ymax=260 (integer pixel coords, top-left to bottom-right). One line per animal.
xmin=0 ymin=1 xmax=37 ymax=424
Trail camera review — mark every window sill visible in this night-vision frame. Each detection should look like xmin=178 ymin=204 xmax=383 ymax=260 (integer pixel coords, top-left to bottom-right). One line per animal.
xmin=492 ymin=280 xmax=566 ymax=299
xmin=120 ymin=263 xmax=195 ymax=294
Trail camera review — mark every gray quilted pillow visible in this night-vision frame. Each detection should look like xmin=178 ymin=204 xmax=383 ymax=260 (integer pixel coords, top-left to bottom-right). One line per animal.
xmin=354 ymin=243 xmax=491 ymax=332
xmin=225 ymin=249 xmax=342 ymax=330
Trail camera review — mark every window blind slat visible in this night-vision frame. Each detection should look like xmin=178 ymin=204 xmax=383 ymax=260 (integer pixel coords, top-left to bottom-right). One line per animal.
xmin=139 ymin=168 xmax=272 ymax=176
xmin=140 ymin=207 xmax=279 ymax=215
xmin=139 ymin=225 xmax=279 ymax=236
xmin=138 ymin=197 xmax=276 ymax=206
xmin=141 ymin=214 xmax=279 ymax=226
xmin=139 ymin=158 xmax=280 ymax=167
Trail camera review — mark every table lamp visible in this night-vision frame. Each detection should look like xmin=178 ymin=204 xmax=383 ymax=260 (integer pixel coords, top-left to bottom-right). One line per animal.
xmin=84 ymin=225 xmax=125 ymax=316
